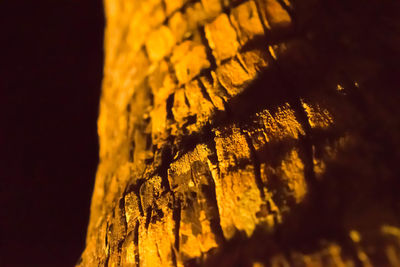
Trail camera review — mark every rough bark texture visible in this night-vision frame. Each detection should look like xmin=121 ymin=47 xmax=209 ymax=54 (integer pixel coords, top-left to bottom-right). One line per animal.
xmin=79 ymin=0 xmax=400 ymax=266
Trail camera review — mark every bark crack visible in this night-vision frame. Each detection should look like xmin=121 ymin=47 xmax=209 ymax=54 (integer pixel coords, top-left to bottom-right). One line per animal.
xmin=242 ymin=130 xmax=266 ymax=199
xmin=172 ymin=197 xmax=182 ymax=251
xmin=133 ymin=221 xmax=140 ymax=267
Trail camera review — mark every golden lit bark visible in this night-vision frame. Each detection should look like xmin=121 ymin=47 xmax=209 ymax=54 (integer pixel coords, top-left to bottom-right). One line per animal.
xmin=79 ymin=0 xmax=400 ymax=266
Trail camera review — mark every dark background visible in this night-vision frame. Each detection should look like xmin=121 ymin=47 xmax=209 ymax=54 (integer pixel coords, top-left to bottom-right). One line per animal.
xmin=0 ymin=0 xmax=104 ymax=266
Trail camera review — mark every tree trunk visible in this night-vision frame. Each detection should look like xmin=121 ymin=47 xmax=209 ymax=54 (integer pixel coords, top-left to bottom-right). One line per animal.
xmin=79 ymin=0 xmax=400 ymax=266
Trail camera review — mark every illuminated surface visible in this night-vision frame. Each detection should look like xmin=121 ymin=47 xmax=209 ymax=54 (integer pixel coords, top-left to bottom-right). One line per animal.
xmin=79 ymin=0 xmax=400 ymax=266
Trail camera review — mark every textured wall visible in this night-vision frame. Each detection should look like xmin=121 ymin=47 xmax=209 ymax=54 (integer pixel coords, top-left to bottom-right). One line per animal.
xmin=79 ymin=0 xmax=400 ymax=266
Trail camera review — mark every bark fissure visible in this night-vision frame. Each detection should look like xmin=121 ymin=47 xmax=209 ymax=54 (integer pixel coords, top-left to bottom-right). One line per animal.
xmin=243 ymin=130 xmax=266 ymax=199
xmin=133 ymin=221 xmax=140 ymax=267
xmin=172 ymin=197 xmax=182 ymax=251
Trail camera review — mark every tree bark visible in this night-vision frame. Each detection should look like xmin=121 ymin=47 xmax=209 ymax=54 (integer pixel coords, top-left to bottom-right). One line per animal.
xmin=79 ymin=0 xmax=400 ymax=266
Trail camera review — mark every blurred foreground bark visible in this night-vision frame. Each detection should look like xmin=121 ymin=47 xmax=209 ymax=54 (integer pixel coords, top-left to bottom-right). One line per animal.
xmin=79 ymin=0 xmax=400 ymax=266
